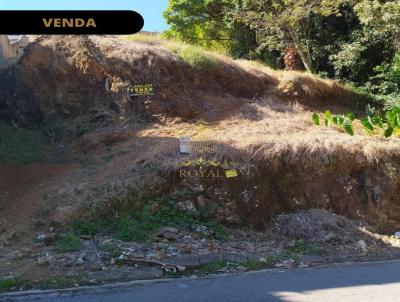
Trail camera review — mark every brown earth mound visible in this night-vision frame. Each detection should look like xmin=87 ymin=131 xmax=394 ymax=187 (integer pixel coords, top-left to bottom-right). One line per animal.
xmin=0 ymin=35 xmax=361 ymax=126
xmin=272 ymin=208 xmax=373 ymax=242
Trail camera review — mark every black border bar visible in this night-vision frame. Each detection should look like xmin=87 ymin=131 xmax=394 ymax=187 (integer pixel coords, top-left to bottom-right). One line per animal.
xmin=0 ymin=11 xmax=144 ymax=35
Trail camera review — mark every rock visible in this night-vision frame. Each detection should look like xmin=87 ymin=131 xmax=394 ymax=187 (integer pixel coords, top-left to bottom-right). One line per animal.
xmin=356 ymin=240 xmax=368 ymax=253
xmin=273 ymin=209 xmax=367 ymax=243
xmin=89 ymin=262 xmax=102 ymax=272
xmin=145 ymin=252 xmax=156 ymax=259
xmin=322 ymin=232 xmax=337 ymax=242
xmin=163 ymin=227 xmax=179 ymax=234
xmin=36 ymin=234 xmax=45 ymax=241
xmin=37 ymin=255 xmax=55 ymax=265
xmin=226 ymin=215 xmax=241 ymax=224
xmin=182 ymin=235 xmax=193 ymax=243
xmin=100 ymin=239 xmax=114 ymax=246
xmin=6 ymin=232 xmax=17 ymax=241
xmin=87 ymin=267 xmax=162 ymax=282
xmin=175 ymin=200 xmax=196 ymax=211
xmin=150 ymin=202 xmax=161 ymax=213
xmin=125 ymin=251 xmax=145 ymax=259
xmin=193 ymin=225 xmax=213 ymax=237
xmin=152 ymin=227 xmax=180 ymax=241
xmin=235 ymin=266 xmax=247 ymax=273
xmin=198 ymin=253 xmax=223 ymax=265
xmin=308 ymin=260 xmax=324 ymax=267
xmin=190 ymin=185 xmax=204 ymax=193
xmin=92 ymin=111 xmax=113 ymax=123
xmin=161 ymin=264 xmax=186 ymax=273
xmin=76 ymin=254 xmax=88 ymax=265
xmin=180 ymin=244 xmax=194 ymax=254
xmin=196 ymin=195 xmax=206 ymax=208
xmin=36 ymin=233 xmax=57 ymax=246
xmin=154 ymin=251 xmax=166 ymax=260
xmin=162 ymin=255 xmax=201 ymax=268
xmin=276 ymin=259 xmax=297 ymax=269
xmin=223 ymin=253 xmax=248 ymax=263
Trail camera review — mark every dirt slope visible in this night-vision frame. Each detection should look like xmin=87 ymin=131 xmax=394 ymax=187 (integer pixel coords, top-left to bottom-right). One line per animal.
xmin=1 ymin=35 xmax=400 ymax=242
xmin=1 ymin=35 xmax=361 ymax=125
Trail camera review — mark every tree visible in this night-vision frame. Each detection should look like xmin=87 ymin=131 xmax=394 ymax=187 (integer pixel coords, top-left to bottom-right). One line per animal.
xmin=163 ymin=0 xmax=257 ymax=56
xmin=234 ymin=0 xmax=347 ymax=72
xmin=331 ymin=0 xmax=399 ymax=83
xmin=355 ymin=0 xmax=400 ymax=47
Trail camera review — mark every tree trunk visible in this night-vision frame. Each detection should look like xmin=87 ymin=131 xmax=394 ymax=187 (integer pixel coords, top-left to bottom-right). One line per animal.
xmin=287 ymin=26 xmax=313 ymax=72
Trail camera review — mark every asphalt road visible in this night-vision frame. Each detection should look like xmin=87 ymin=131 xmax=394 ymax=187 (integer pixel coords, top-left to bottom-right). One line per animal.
xmin=1 ymin=261 xmax=400 ymax=302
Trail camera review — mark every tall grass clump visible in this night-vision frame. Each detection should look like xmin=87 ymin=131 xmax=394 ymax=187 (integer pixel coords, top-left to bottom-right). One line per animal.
xmin=123 ymin=33 xmax=160 ymax=44
xmin=177 ymin=45 xmax=217 ymax=71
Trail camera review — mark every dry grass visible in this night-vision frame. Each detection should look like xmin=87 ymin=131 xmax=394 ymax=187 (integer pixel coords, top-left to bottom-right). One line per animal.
xmin=61 ymin=35 xmax=398 ymax=166
xmin=31 ymin=35 xmax=400 ymax=210
xmin=122 ymin=33 xmax=161 ymax=44
xmin=136 ymin=95 xmax=400 ymax=165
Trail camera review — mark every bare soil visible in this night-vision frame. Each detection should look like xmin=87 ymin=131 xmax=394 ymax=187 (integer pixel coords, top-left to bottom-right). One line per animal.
xmin=1 ymin=35 xmax=400 ymax=290
xmin=0 ymin=163 xmax=78 ymax=245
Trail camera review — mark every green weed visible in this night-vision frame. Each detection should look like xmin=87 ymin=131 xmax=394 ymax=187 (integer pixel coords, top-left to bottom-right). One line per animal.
xmin=246 ymin=257 xmax=276 ymax=270
xmin=55 ymin=233 xmax=81 ymax=252
xmin=177 ymin=46 xmax=217 ymax=70
xmin=197 ymin=261 xmax=227 ymax=274
xmin=312 ymin=105 xmax=400 ymax=137
xmin=0 ymin=275 xmax=86 ymax=293
xmin=73 ymin=191 xmax=226 ymax=243
xmin=0 ymin=122 xmax=46 ymax=165
xmin=0 ymin=277 xmax=30 ymax=293
xmin=72 ymin=218 xmax=109 ymax=237
xmin=100 ymin=242 xmax=124 ymax=258
xmin=285 ymin=240 xmax=328 ymax=256
xmin=0 ymin=278 xmax=18 ymax=292
xmin=34 ymin=276 xmax=78 ymax=290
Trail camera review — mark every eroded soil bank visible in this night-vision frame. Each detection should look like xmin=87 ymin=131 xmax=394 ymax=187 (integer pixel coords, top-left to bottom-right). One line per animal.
xmin=168 ymin=152 xmax=400 ymax=233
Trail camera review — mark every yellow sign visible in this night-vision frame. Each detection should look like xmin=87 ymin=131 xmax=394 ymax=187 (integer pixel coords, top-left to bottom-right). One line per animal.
xmin=225 ymin=169 xmax=238 ymax=178
xmin=129 ymin=84 xmax=154 ymax=96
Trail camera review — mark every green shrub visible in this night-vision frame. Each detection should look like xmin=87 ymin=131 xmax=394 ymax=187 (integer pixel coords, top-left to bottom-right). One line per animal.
xmin=55 ymin=233 xmax=81 ymax=252
xmin=363 ymin=53 xmax=400 ymax=109
xmin=100 ymin=242 xmax=124 ymax=257
xmin=0 ymin=278 xmax=18 ymax=292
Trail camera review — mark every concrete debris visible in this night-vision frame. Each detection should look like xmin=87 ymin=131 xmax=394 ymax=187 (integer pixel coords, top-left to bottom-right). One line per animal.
xmin=356 ymin=240 xmax=368 ymax=253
